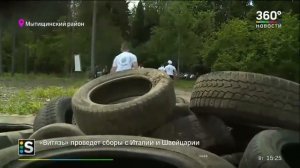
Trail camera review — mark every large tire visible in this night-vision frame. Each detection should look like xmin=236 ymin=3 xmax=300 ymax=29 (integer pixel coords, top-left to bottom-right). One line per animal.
xmin=190 ymin=71 xmax=300 ymax=130
xmin=149 ymin=113 xmax=235 ymax=155
xmin=168 ymin=103 xmax=192 ymax=121
xmin=33 ymin=97 xmax=73 ymax=131
xmin=229 ymin=123 xmax=279 ymax=152
xmin=0 ymin=135 xmax=235 ymax=168
xmin=0 ymin=123 xmax=32 ymax=133
xmin=221 ymin=152 xmax=244 ymax=167
xmin=239 ymin=129 xmax=300 ymax=168
xmin=29 ymin=123 xmax=84 ymax=140
xmin=0 ymin=129 xmax=33 ymax=150
xmin=72 ymin=68 xmax=176 ymax=135
xmin=168 ymin=96 xmax=192 ymax=121
xmin=176 ymin=96 xmax=187 ymax=103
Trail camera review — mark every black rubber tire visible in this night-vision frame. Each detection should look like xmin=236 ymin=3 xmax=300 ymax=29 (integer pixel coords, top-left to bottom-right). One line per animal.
xmin=72 ymin=68 xmax=176 ymax=135
xmin=168 ymin=96 xmax=192 ymax=121
xmin=29 ymin=123 xmax=84 ymax=140
xmin=168 ymin=103 xmax=192 ymax=121
xmin=142 ymin=103 xmax=192 ymax=136
xmin=0 ymin=123 xmax=32 ymax=133
xmin=0 ymin=129 xmax=33 ymax=150
xmin=229 ymin=123 xmax=279 ymax=152
xmin=33 ymin=97 xmax=73 ymax=131
xmin=176 ymin=96 xmax=187 ymax=103
xmin=190 ymin=71 xmax=300 ymax=130
xmin=149 ymin=113 xmax=235 ymax=155
xmin=239 ymin=129 xmax=300 ymax=168
xmin=0 ymin=135 xmax=235 ymax=168
xmin=221 ymin=152 xmax=244 ymax=167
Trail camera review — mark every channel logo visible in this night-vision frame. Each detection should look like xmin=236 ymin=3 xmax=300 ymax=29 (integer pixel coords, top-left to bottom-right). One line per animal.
xmin=18 ymin=139 xmax=35 ymax=156
xmin=256 ymin=11 xmax=282 ymax=29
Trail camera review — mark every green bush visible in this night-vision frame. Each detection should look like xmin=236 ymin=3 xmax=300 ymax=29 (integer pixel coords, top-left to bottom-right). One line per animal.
xmin=203 ymin=13 xmax=299 ymax=82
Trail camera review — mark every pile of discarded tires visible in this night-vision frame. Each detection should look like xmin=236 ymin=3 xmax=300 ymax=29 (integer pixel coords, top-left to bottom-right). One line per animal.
xmin=2 ymin=68 xmax=298 ymax=168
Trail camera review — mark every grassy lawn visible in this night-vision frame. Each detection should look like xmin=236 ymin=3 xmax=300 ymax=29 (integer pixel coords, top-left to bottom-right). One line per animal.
xmin=0 ymin=73 xmax=87 ymax=115
xmin=174 ymin=79 xmax=196 ymax=91
xmin=0 ymin=73 xmax=196 ymax=115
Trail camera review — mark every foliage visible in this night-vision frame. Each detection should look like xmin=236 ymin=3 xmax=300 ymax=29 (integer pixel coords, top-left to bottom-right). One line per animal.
xmin=0 ymin=0 xmax=299 ymax=82
xmin=0 ymin=1 xmax=129 ymax=74
xmin=202 ymin=13 xmax=299 ymax=82
xmin=131 ymin=0 xmax=145 ymax=47
xmin=137 ymin=1 xmax=204 ymax=70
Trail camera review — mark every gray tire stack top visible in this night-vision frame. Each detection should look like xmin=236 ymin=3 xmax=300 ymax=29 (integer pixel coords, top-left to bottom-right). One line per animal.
xmin=33 ymin=97 xmax=73 ymax=131
xmin=26 ymin=70 xmax=299 ymax=168
xmin=190 ymin=71 xmax=299 ymax=130
xmin=239 ymin=129 xmax=299 ymax=168
xmin=72 ymin=68 xmax=176 ymax=135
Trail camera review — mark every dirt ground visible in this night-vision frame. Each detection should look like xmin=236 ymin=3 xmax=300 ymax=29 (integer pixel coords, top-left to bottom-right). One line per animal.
xmin=175 ymin=89 xmax=192 ymax=102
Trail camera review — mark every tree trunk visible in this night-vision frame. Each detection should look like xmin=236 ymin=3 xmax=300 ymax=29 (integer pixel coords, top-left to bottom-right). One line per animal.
xmin=0 ymin=26 xmax=2 ymax=74
xmin=69 ymin=0 xmax=74 ymax=75
xmin=70 ymin=27 xmax=74 ymax=75
xmin=90 ymin=0 xmax=97 ymax=75
xmin=177 ymin=32 xmax=180 ymax=74
xmin=11 ymin=25 xmax=16 ymax=76
xmin=24 ymin=46 xmax=28 ymax=74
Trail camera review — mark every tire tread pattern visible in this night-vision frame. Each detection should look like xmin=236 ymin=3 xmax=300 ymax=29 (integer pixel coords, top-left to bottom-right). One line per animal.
xmin=190 ymin=71 xmax=299 ymax=129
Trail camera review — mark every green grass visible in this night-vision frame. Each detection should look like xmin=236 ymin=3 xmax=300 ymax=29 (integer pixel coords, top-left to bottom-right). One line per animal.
xmin=0 ymin=73 xmax=87 ymax=115
xmin=0 ymin=87 xmax=79 ymax=115
xmin=174 ymin=79 xmax=195 ymax=91
xmin=0 ymin=74 xmax=196 ymax=115
xmin=0 ymin=72 xmax=87 ymax=88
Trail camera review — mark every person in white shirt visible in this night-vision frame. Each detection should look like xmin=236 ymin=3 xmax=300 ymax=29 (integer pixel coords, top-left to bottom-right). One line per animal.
xmin=110 ymin=42 xmax=138 ymax=73
xmin=164 ymin=60 xmax=177 ymax=79
xmin=158 ymin=65 xmax=165 ymax=71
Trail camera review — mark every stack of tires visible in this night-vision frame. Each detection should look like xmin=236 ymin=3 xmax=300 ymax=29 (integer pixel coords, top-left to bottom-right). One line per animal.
xmin=19 ymin=69 xmax=298 ymax=168
xmin=188 ymin=71 xmax=299 ymax=168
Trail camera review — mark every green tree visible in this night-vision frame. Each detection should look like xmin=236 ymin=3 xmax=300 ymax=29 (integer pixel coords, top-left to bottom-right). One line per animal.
xmin=131 ymin=0 xmax=145 ymax=47
xmin=139 ymin=2 xmax=200 ymax=71
xmin=108 ymin=0 xmax=130 ymax=40
xmin=143 ymin=0 xmax=163 ymax=42
xmin=203 ymin=13 xmax=299 ymax=82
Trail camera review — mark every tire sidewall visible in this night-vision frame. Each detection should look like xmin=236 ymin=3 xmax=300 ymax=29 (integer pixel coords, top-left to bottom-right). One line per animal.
xmin=72 ymin=68 xmax=176 ymax=134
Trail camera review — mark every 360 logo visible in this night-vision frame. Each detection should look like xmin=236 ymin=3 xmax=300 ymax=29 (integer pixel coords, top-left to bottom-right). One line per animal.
xmin=256 ymin=11 xmax=282 ymax=21
xmin=255 ymin=11 xmax=282 ymax=29
xmin=18 ymin=139 xmax=35 ymax=156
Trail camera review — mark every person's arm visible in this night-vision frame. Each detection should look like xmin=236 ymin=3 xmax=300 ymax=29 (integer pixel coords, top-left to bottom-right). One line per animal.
xmin=132 ymin=55 xmax=138 ymax=69
xmin=110 ymin=58 xmax=117 ymax=73
xmin=110 ymin=67 xmax=117 ymax=73
xmin=133 ymin=62 xmax=138 ymax=69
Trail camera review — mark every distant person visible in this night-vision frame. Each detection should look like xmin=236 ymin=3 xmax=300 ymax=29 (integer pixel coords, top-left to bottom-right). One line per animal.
xmin=164 ymin=60 xmax=177 ymax=79
xmin=139 ymin=63 xmax=144 ymax=69
xmin=158 ymin=65 xmax=165 ymax=71
xmin=110 ymin=42 xmax=138 ymax=73
xmin=102 ymin=65 xmax=108 ymax=75
xmin=94 ymin=65 xmax=101 ymax=78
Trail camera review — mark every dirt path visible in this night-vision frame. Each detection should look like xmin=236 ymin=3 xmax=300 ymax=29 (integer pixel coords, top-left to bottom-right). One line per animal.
xmin=0 ymin=115 xmax=35 ymax=125
xmin=175 ymin=89 xmax=192 ymax=102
